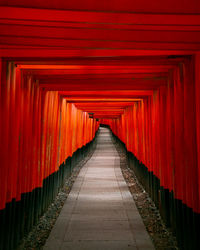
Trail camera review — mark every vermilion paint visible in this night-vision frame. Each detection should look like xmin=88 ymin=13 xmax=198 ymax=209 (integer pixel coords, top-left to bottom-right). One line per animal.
xmin=0 ymin=62 xmax=98 ymax=210
xmin=0 ymin=1 xmax=200 ymax=222
xmin=101 ymin=58 xmax=199 ymax=213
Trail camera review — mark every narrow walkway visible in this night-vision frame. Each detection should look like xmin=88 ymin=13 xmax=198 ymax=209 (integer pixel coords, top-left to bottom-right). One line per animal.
xmin=44 ymin=128 xmax=154 ymax=250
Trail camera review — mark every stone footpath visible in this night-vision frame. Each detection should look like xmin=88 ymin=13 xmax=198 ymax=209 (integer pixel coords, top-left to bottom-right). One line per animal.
xmin=44 ymin=127 xmax=154 ymax=250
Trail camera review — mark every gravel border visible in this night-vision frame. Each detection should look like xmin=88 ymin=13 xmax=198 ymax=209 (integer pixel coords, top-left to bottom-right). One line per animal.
xmin=16 ymin=146 xmax=96 ymax=250
xmin=114 ymin=139 xmax=179 ymax=250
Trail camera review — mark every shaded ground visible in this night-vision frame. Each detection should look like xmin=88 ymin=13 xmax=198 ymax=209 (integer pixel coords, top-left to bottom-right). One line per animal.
xmin=114 ymin=139 xmax=179 ymax=250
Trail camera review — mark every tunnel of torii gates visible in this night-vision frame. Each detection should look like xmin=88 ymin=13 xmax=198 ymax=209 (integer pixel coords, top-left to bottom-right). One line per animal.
xmin=0 ymin=1 xmax=200 ymax=249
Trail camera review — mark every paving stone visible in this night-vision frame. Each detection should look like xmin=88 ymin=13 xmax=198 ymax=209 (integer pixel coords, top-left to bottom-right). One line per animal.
xmin=67 ymin=220 xmax=131 ymax=231
xmin=60 ymin=241 xmax=137 ymax=250
xmin=64 ymin=229 xmax=135 ymax=241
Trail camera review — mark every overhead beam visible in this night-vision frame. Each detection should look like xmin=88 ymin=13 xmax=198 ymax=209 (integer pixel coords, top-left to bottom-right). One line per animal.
xmin=1 ymin=7 xmax=200 ymax=25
